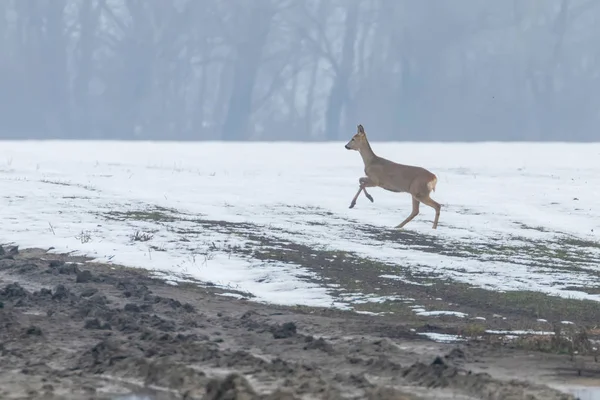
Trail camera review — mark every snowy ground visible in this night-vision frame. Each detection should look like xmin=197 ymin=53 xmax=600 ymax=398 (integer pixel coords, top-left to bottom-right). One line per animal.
xmin=1 ymin=141 xmax=599 ymax=311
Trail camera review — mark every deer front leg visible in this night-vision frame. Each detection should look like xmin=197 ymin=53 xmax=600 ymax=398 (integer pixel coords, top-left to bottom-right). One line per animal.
xmin=349 ymin=177 xmax=376 ymax=209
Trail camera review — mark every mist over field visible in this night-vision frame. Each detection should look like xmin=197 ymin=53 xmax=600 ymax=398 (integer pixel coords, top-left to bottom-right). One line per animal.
xmin=1 ymin=0 xmax=599 ymax=142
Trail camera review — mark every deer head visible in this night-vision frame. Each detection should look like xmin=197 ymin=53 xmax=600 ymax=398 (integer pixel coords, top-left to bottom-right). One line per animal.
xmin=345 ymin=124 xmax=367 ymax=151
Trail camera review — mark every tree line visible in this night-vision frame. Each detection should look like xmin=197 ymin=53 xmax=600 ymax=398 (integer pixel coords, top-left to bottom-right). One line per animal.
xmin=0 ymin=0 xmax=598 ymax=142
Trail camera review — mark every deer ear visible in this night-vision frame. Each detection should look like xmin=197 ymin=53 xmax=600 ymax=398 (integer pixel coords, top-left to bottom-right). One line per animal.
xmin=357 ymin=124 xmax=365 ymax=134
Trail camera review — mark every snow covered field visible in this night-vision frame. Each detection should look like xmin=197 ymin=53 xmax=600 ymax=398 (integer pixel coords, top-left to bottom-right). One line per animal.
xmin=1 ymin=141 xmax=599 ymax=310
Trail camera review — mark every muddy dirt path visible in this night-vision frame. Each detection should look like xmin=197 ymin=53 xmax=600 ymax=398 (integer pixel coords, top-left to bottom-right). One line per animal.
xmin=0 ymin=245 xmax=595 ymax=399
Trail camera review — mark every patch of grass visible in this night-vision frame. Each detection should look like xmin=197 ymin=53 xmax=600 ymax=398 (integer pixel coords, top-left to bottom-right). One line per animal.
xmin=239 ymin=240 xmax=600 ymax=327
xmin=103 ymin=206 xmax=178 ymax=222
xmin=562 ymin=237 xmax=600 ymax=250
xmin=40 ymin=179 xmax=72 ymax=187
xmin=514 ymin=222 xmax=551 ymax=233
xmin=130 ymin=230 xmax=154 ymax=242
xmin=506 ymin=325 xmax=596 ymax=357
xmin=562 ymin=286 xmax=600 ymax=295
xmin=75 ymin=230 xmax=93 ymax=244
xmin=459 ymin=323 xmax=487 ymax=338
xmin=40 ymin=179 xmax=98 ymax=192
xmin=436 ymin=284 xmax=600 ymax=327
xmin=360 ymin=222 xmax=600 ymax=272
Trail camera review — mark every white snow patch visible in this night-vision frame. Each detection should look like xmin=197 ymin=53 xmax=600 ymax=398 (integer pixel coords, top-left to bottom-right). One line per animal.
xmin=379 ymin=275 xmax=434 ymax=286
xmin=417 ymin=332 xmax=466 ymax=343
xmin=218 ymin=293 xmax=247 ymax=299
xmin=486 ymin=330 xmax=555 ymax=336
xmin=354 ymin=310 xmax=383 ymax=316
xmin=1 ymin=141 xmax=600 ymax=309
xmin=415 ymin=311 xmax=468 ymax=318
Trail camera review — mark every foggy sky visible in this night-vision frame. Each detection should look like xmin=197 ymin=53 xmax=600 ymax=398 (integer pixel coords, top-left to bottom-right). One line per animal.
xmin=0 ymin=0 xmax=598 ymax=142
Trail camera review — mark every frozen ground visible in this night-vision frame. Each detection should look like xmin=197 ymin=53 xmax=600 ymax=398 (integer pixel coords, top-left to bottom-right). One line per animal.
xmin=1 ymin=141 xmax=599 ymax=312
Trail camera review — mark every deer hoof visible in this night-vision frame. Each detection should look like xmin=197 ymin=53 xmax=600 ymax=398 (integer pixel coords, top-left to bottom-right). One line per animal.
xmin=366 ymin=194 xmax=374 ymax=202
xmin=349 ymin=202 xmax=356 ymax=209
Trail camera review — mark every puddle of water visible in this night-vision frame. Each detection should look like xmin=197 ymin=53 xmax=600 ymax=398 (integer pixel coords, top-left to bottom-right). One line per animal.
xmin=557 ymin=384 xmax=600 ymax=400
xmin=567 ymin=387 xmax=600 ymax=400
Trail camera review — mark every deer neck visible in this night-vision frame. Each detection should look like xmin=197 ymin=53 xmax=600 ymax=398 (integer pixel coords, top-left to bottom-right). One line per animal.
xmin=358 ymin=141 xmax=376 ymax=165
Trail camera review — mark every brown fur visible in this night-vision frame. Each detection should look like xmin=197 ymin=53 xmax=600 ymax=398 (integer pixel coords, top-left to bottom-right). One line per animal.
xmin=345 ymin=124 xmax=441 ymax=229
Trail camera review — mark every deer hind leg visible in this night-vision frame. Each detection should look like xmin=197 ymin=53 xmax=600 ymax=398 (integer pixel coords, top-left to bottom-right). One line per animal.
xmin=349 ymin=177 xmax=376 ymax=209
xmin=418 ymin=195 xmax=442 ymax=229
xmin=396 ymin=196 xmax=420 ymax=229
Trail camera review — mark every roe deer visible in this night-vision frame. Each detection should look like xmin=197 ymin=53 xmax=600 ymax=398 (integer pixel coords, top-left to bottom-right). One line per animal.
xmin=345 ymin=124 xmax=441 ymax=229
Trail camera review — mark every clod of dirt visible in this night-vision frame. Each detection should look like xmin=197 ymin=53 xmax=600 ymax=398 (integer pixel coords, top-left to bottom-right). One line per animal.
xmin=33 ymin=288 xmax=52 ymax=298
xmin=24 ymin=325 xmax=43 ymax=336
xmin=271 ymin=322 xmax=297 ymax=339
xmin=41 ymin=384 xmax=54 ymax=393
xmin=52 ymin=285 xmax=71 ymax=300
xmin=303 ymin=336 xmax=334 ymax=354
xmin=78 ymin=338 xmax=141 ymax=373
xmin=240 ymin=310 xmax=257 ymax=320
xmin=366 ymin=387 xmax=415 ymax=400
xmin=80 ymin=288 xmax=98 ymax=298
xmin=166 ymin=298 xmax=183 ymax=309
xmin=76 ymin=270 xmax=93 ymax=283
xmin=124 ymin=303 xmax=141 ymax=313
xmin=431 ymin=356 xmax=445 ymax=366
xmin=142 ymin=358 xmax=208 ymax=394
xmin=363 ymin=355 xmax=403 ymax=372
xmin=48 ymin=260 xmax=64 ymax=268
xmin=0 ymin=245 xmax=18 ymax=259
xmin=264 ymin=391 xmax=300 ymax=400
xmin=1 ymin=282 xmax=28 ymax=299
xmin=203 ymin=373 xmax=258 ymax=400
xmin=58 ymin=263 xmax=80 ymax=275
xmin=84 ymin=318 xmax=112 ymax=330
xmin=110 ymin=315 xmax=141 ymax=333
xmin=17 ymin=263 xmax=37 ymax=273
xmin=116 ymin=280 xmax=150 ymax=298
xmin=89 ymin=293 xmax=108 ymax=305
xmin=444 ymin=347 xmax=466 ymax=363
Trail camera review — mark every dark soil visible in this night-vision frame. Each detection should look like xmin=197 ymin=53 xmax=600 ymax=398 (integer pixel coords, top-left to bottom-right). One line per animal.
xmin=0 ymin=245 xmax=594 ymax=399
